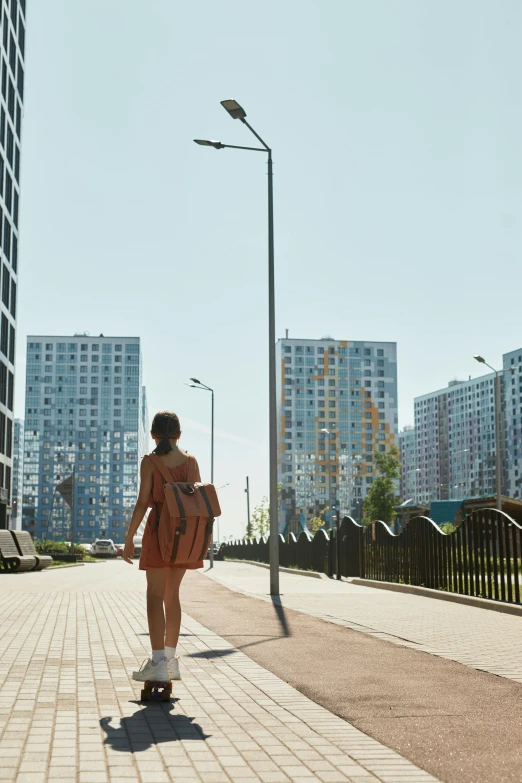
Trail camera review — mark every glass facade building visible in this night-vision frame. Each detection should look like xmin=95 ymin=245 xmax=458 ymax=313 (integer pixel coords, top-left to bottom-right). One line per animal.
xmin=22 ymin=335 xmax=148 ymax=542
xmin=0 ymin=2 xmax=26 ymax=528
xmin=276 ymin=337 xmax=398 ymax=533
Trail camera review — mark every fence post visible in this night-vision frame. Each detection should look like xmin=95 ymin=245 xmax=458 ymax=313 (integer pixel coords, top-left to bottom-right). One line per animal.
xmin=336 ymin=510 xmax=342 ymax=580
xmin=359 ymin=522 xmax=365 ymax=578
xmin=327 ymin=529 xmax=334 ymax=578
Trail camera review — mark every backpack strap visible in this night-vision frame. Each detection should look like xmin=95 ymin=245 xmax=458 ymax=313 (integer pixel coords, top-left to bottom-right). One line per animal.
xmin=147 ymin=454 xmax=173 ymax=485
xmin=169 ymin=484 xmax=188 ymax=562
xmin=146 ymin=454 xmax=173 ymax=529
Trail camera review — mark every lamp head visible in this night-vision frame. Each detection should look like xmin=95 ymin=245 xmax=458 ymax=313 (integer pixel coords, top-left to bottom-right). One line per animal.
xmin=190 ymin=378 xmax=200 ymax=385
xmin=193 ymin=139 xmax=224 ymax=149
xmin=220 ymin=99 xmax=247 ymax=120
xmin=474 ymin=355 xmax=486 ymax=364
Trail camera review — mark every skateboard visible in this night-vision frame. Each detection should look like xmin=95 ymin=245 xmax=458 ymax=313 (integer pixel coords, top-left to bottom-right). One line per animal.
xmin=140 ymin=680 xmax=172 ymax=702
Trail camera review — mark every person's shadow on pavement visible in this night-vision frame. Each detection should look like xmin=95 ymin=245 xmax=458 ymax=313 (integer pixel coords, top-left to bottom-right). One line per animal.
xmin=100 ymin=704 xmax=210 ymax=752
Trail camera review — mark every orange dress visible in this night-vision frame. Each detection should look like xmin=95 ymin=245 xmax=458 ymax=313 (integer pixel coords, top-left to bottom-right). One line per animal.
xmin=139 ymin=463 xmax=205 ymax=570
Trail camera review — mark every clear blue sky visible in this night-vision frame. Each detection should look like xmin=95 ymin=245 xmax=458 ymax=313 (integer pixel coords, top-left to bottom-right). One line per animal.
xmin=17 ymin=0 xmax=522 ymax=539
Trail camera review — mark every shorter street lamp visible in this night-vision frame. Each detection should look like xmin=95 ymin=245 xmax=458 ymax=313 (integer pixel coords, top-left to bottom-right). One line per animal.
xmin=473 ymin=356 xmax=502 ymax=511
xmin=321 ymin=427 xmax=342 ymax=579
xmin=188 ymin=377 xmax=215 ymax=566
xmin=320 ymin=429 xmax=334 ymax=526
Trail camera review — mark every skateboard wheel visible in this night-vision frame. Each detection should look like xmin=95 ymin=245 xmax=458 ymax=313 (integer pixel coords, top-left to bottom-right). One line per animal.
xmin=141 ymin=688 xmax=151 ymax=701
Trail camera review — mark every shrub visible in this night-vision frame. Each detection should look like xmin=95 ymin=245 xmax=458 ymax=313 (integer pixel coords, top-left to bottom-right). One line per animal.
xmin=34 ymin=539 xmax=85 ymax=557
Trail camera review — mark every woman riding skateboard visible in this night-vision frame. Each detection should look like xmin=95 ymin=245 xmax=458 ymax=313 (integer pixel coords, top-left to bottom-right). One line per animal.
xmin=123 ymin=411 xmax=204 ymax=684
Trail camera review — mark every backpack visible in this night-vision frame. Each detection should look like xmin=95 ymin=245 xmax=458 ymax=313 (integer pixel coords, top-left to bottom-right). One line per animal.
xmin=148 ymin=453 xmax=221 ymax=565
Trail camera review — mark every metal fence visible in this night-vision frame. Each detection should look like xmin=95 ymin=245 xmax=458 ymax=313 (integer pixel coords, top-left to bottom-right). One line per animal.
xmin=218 ymin=508 xmax=522 ymax=604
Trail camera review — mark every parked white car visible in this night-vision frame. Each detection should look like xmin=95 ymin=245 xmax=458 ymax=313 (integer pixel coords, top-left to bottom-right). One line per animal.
xmin=92 ymin=538 xmax=117 ymax=557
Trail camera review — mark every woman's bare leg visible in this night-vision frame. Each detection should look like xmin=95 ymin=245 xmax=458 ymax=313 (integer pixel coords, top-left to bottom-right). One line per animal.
xmin=164 ymin=567 xmax=186 ymax=647
xmin=146 ymin=568 xmax=169 ymax=650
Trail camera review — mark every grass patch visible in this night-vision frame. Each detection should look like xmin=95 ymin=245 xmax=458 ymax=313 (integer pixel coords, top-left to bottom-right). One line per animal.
xmin=49 ymin=555 xmax=98 ymax=567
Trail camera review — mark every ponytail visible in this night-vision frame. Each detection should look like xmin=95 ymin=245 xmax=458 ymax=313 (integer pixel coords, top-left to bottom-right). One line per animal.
xmin=153 ymin=433 xmax=173 ymax=456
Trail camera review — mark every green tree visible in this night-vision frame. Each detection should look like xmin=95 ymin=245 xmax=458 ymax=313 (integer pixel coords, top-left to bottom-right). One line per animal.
xmin=440 ymin=522 xmax=457 ymax=534
xmin=362 ymin=446 xmax=401 ymax=525
xmin=247 ymin=484 xmax=282 ymax=538
xmin=249 ymin=496 xmax=270 ymax=537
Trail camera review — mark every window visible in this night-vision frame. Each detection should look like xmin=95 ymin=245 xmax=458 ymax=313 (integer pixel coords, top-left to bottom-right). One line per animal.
xmin=5 ymin=417 xmax=11 ymax=457
xmin=0 ymin=60 xmax=5 ymax=105
xmin=7 ymin=79 xmax=14 ymax=122
xmin=2 ymin=216 xmax=10 ymax=260
xmin=1 ymin=264 xmax=8 ymax=307
xmin=16 ymin=60 xmax=23 ymax=102
xmin=0 ymin=314 xmax=7 ymax=357
xmin=9 ymin=278 xmax=16 ymax=318
xmin=8 ymin=34 xmax=15 ymax=75
xmin=4 ymin=172 xmax=12 ymax=222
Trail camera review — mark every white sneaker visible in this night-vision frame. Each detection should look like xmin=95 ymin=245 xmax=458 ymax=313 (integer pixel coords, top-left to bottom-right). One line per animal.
xmin=132 ymin=658 xmax=169 ymax=682
xmin=167 ymin=656 xmax=181 ymax=680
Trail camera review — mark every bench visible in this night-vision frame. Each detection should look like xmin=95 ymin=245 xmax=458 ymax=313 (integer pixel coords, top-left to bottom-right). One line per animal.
xmin=11 ymin=531 xmax=53 ymax=571
xmin=0 ymin=530 xmax=37 ymax=572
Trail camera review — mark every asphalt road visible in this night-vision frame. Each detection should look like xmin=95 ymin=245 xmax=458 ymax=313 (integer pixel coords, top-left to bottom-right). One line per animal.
xmin=181 ymin=569 xmax=522 ymax=783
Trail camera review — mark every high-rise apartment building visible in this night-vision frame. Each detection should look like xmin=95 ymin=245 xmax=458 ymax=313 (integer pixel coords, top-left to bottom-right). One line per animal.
xmin=276 ymin=336 xmax=398 ymax=532
xmin=11 ymin=416 xmax=22 ymax=529
xmin=414 ymin=373 xmax=500 ymax=505
xmin=22 ymin=335 xmax=148 ymax=541
xmin=0 ymin=3 xmax=26 ymax=528
xmin=398 ymin=426 xmax=416 ymax=502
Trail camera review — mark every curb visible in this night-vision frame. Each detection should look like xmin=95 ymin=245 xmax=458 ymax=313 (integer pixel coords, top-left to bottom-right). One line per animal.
xmin=222 ymin=559 xmax=327 ymax=580
xmin=349 ymin=577 xmax=522 ymax=617
xmin=47 ymin=560 xmax=107 ymax=569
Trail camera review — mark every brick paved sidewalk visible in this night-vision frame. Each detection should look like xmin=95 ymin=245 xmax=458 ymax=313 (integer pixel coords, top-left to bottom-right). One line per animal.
xmin=0 ymin=563 xmax=440 ymax=783
xmin=205 ymin=561 xmax=522 ymax=684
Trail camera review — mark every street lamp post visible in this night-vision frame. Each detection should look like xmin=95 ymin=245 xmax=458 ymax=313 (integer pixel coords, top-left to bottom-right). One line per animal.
xmin=194 ymin=100 xmax=279 ymax=595
xmin=348 ymin=453 xmax=362 ymax=521
xmin=188 ymin=377 xmax=215 ymax=566
xmin=473 ymin=356 xmax=502 ymax=511
xmin=245 ymin=476 xmax=251 ymax=538
xmin=320 ymin=429 xmax=333 ymax=527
